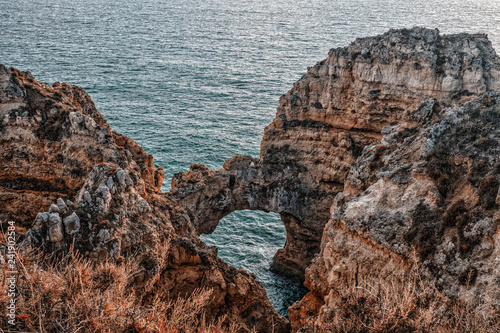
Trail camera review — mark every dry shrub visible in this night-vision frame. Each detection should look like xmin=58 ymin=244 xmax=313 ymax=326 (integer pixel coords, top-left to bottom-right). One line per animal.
xmin=2 ymin=231 xmax=497 ymax=333
xmin=308 ymin=267 xmax=499 ymax=333
xmin=0 ymin=236 xmax=242 ymax=333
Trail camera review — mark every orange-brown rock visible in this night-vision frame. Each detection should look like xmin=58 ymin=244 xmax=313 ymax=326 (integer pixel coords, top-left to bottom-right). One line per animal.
xmin=171 ymin=157 xmax=335 ymax=280
xmin=0 ymin=64 xmax=163 ymax=226
xmin=172 ymin=28 xmax=500 ymax=285
xmin=169 ymin=28 xmax=500 ymax=331
xmin=1 ymin=65 xmax=288 ymax=332
xmin=277 ymin=29 xmax=500 ymax=331
xmin=295 ymin=93 xmax=500 ymax=331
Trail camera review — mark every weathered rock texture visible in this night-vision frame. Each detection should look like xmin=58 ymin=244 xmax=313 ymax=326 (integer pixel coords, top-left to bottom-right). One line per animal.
xmin=272 ymin=28 xmax=500 ymax=331
xmin=170 ymin=28 xmax=500 ymax=331
xmin=0 ymin=65 xmax=163 ymax=227
xmin=291 ymin=94 xmax=500 ymax=331
xmin=171 ymin=155 xmax=334 ymax=280
xmin=2 ymin=27 xmax=500 ymax=333
xmin=172 ymin=27 xmax=500 ymax=284
xmin=0 ymin=65 xmax=288 ymax=332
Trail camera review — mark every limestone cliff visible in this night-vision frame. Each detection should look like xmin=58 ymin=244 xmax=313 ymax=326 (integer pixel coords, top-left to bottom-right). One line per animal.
xmin=171 ymin=28 xmax=500 ymax=330
xmin=0 ymin=65 xmax=288 ymax=332
xmin=172 ymin=27 xmax=500 ymax=284
xmin=290 ymin=94 xmax=500 ymax=331
xmin=277 ymin=28 xmax=500 ymax=330
xmin=2 ymin=27 xmax=500 ymax=333
xmin=0 ymin=64 xmax=163 ymax=227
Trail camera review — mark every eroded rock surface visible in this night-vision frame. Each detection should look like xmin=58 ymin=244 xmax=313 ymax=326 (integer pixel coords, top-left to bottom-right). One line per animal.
xmin=172 ymin=27 xmax=500 ymax=284
xmin=2 ymin=27 xmax=500 ymax=333
xmin=171 ymin=156 xmax=334 ymax=280
xmin=292 ymin=94 xmax=500 ymax=331
xmin=1 ymin=65 xmax=288 ymax=332
xmin=0 ymin=64 xmax=163 ymax=226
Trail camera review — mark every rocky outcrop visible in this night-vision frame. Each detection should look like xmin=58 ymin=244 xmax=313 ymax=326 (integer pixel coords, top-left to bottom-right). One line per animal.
xmin=291 ymin=93 xmax=500 ymax=331
xmin=170 ymin=28 xmax=500 ymax=330
xmin=0 ymin=64 xmax=164 ymax=227
xmin=171 ymin=156 xmax=334 ymax=280
xmin=269 ymin=28 xmax=499 ymax=330
xmin=0 ymin=65 xmax=288 ymax=332
xmin=172 ymin=27 xmax=500 ymax=284
xmin=2 ymin=27 xmax=499 ymax=333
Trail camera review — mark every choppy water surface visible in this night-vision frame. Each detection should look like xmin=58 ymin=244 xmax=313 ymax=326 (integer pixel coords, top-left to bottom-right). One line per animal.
xmin=1 ymin=0 xmax=499 ymax=315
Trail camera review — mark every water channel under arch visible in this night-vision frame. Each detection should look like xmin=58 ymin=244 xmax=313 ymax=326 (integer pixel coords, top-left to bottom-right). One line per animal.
xmin=200 ymin=210 xmax=308 ymax=316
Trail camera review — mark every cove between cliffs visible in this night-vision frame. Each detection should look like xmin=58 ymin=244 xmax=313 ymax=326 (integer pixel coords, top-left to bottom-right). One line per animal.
xmin=1 ymin=27 xmax=500 ymax=332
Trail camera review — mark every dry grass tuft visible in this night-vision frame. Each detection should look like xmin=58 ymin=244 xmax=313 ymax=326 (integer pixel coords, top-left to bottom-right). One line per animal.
xmin=0 ymin=236 xmax=242 ymax=333
xmin=1 ymin=232 xmax=497 ymax=333
xmin=306 ymin=266 xmax=499 ymax=333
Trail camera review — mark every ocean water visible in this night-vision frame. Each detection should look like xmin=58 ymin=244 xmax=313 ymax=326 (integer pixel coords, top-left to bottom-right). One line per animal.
xmin=1 ymin=0 xmax=499 ymax=316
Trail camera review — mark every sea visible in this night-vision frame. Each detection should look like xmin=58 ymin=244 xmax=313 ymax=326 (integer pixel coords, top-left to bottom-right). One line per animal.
xmin=1 ymin=0 xmax=499 ymax=316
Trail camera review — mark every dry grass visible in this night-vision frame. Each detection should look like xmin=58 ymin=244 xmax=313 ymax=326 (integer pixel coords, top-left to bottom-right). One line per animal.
xmin=306 ymin=266 xmax=499 ymax=333
xmin=0 ymin=238 xmax=242 ymax=333
xmin=1 ymin=232 xmax=498 ymax=333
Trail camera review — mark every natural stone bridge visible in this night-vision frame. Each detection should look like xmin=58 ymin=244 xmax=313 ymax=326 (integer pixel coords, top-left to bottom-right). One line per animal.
xmin=171 ymin=27 xmax=500 ymax=281
xmin=171 ymin=154 xmax=337 ymax=280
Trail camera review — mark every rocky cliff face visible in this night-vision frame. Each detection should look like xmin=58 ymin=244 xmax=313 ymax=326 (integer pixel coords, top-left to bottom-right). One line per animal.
xmin=0 ymin=65 xmax=164 ymax=227
xmin=0 ymin=65 xmax=288 ymax=332
xmin=278 ymin=28 xmax=500 ymax=330
xmin=290 ymin=93 xmax=500 ymax=331
xmin=171 ymin=28 xmax=500 ymax=330
xmin=2 ymin=27 xmax=499 ymax=333
xmin=172 ymin=27 xmax=500 ymax=283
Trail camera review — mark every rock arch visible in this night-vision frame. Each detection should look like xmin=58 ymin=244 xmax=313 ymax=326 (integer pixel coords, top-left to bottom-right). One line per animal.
xmin=170 ymin=155 xmax=337 ymax=281
xmin=171 ymin=28 xmax=500 ymax=282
